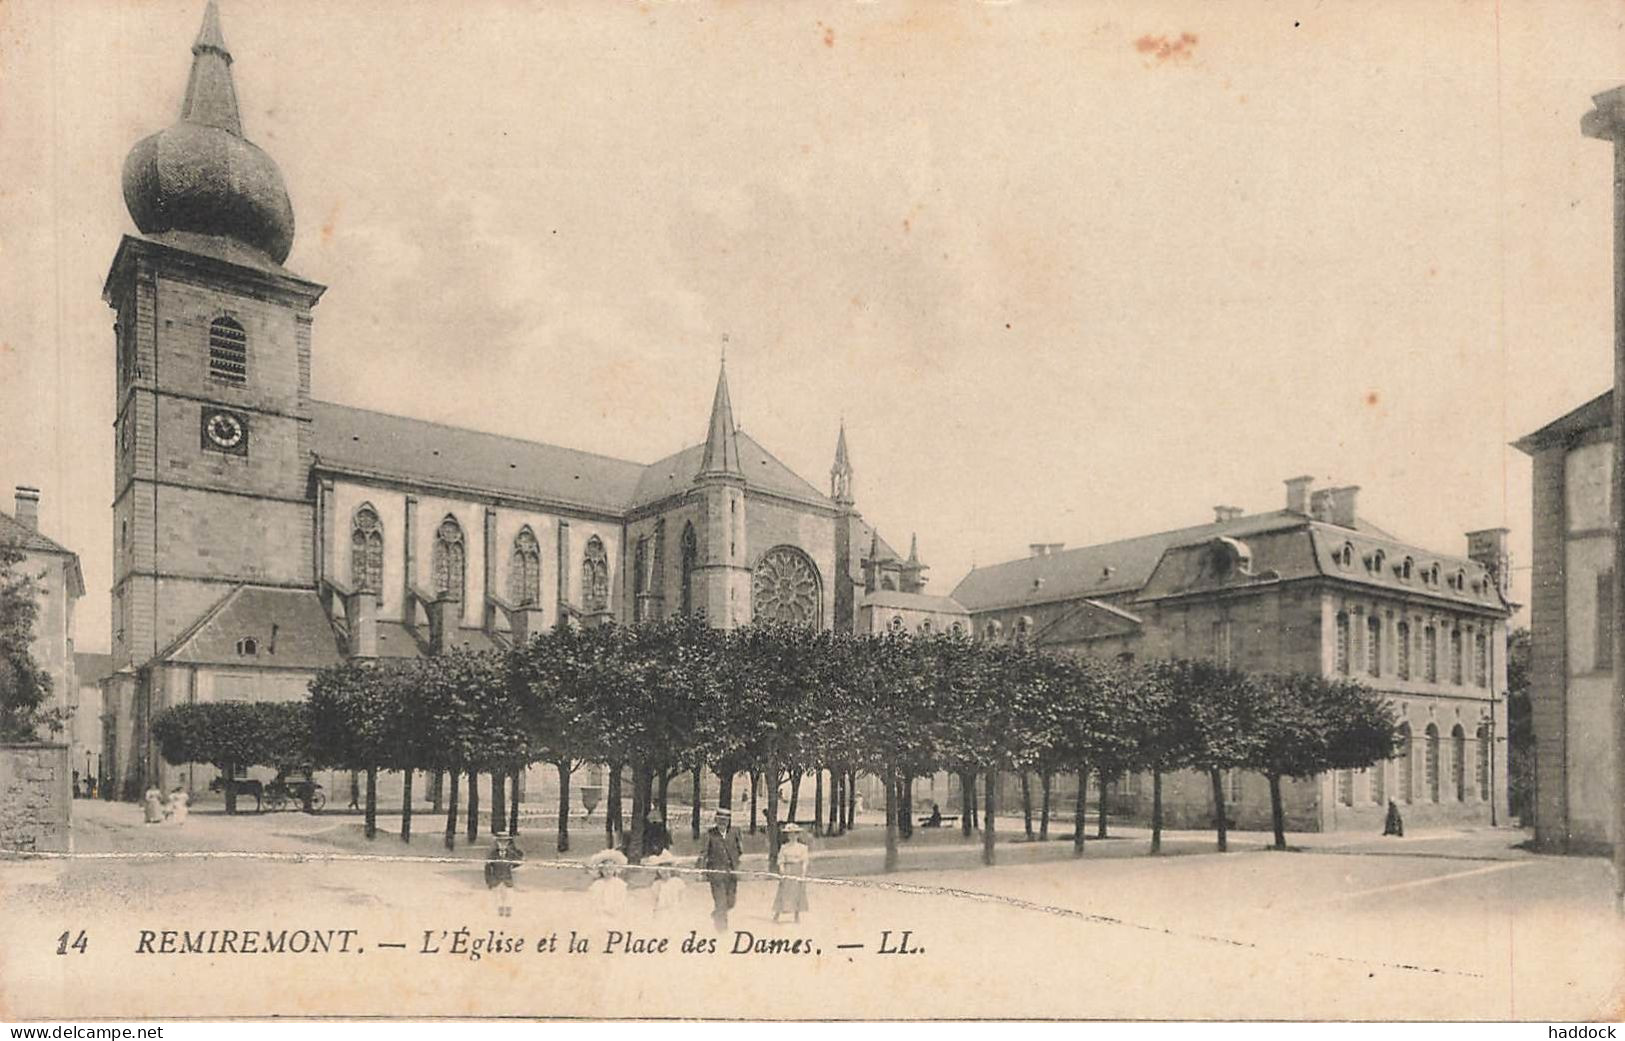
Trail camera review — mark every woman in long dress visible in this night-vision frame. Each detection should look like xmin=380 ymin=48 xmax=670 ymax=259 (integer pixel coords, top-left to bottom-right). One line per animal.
xmin=648 ymin=851 xmax=686 ymax=920
xmin=586 ymin=848 xmax=628 ymax=918
xmin=142 ymin=786 xmax=165 ymax=824
xmin=772 ymin=823 xmax=810 ymax=923
xmin=167 ymin=786 xmax=190 ymax=824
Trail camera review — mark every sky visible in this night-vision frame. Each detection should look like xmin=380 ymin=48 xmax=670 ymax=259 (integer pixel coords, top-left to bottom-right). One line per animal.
xmin=1 ymin=0 xmax=1622 ymax=654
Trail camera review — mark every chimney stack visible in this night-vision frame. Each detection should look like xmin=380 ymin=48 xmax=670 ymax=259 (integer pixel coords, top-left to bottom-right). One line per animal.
xmin=1466 ymin=528 xmax=1511 ymax=595
xmin=1284 ymin=475 xmax=1314 ymax=514
xmin=12 ymin=486 xmax=39 ymax=531
xmin=1213 ymin=505 xmax=1243 ymax=523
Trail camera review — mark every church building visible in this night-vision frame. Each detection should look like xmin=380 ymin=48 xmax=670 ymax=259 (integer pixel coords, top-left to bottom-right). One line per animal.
xmin=101 ymin=4 xmax=964 ymax=798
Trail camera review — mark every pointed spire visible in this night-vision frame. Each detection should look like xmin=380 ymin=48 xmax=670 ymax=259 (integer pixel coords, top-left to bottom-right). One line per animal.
xmin=907 ymin=533 xmax=919 ymax=564
xmin=830 ymin=418 xmax=854 ymax=505
xmin=181 ymin=1 xmax=242 ymax=136
xmin=698 ymin=359 xmax=742 ymax=477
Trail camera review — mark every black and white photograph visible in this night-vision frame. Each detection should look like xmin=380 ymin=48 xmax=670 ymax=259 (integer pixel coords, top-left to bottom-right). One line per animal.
xmin=2 ymin=0 xmax=1624 ymax=1024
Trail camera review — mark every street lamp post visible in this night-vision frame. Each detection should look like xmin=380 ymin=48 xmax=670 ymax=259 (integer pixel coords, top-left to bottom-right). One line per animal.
xmin=1581 ymin=86 xmax=1625 ymax=915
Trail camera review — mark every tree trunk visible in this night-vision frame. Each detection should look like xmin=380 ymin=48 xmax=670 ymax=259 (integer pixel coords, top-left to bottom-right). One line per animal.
xmin=555 ymin=760 xmax=572 ymax=854
xmin=900 ymin=774 xmax=914 ymax=840
xmin=1097 ymin=769 xmax=1110 ymax=839
xmin=223 ymin=762 xmax=237 ymax=815
xmin=490 ymin=771 xmax=506 ymax=837
xmin=719 ymin=769 xmax=735 ymax=810
xmin=748 ymin=768 xmax=760 ymax=834
xmin=787 ymin=768 xmax=802 ymax=823
xmin=1072 ymin=762 xmax=1087 ymax=856
xmin=444 ymin=768 xmax=460 ymax=850
xmin=401 ymin=766 xmax=414 ymax=844
xmin=982 ymin=767 xmax=997 ymax=866
xmin=883 ymin=762 xmax=899 ymax=872
xmin=629 ymin=761 xmax=650 ymax=863
xmin=847 ymin=768 xmax=857 ymax=829
xmin=508 ymin=771 xmax=520 ymax=836
xmin=1150 ymin=770 xmax=1163 ymax=855
xmin=657 ymin=769 xmax=670 ymax=824
xmin=466 ymin=769 xmax=480 ymax=844
xmin=1040 ymin=771 xmax=1053 ymax=841
xmin=960 ymin=770 xmax=975 ymax=836
xmin=1209 ymin=769 xmax=1229 ymax=853
xmin=430 ymin=769 xmax=443 ymax=814
xmin=364 ymin=766 xmax=378 ymax=840
xmin=606 ymin=760 xmax=622 ymax=848
xmin=691 ymin=763 xmax=703 ymax=840
xmin=815 ymin=766 xmax=825 ymax=836
xmin=766 ymin=753 xmax=781 ymax=874
xmin=829 ymin=769 xmax=843 ymax=836
xmin=1268 ymin=773 xmax=1287 ymax=851
xmin=1021 ymin=770 xmax=1034 ymax=840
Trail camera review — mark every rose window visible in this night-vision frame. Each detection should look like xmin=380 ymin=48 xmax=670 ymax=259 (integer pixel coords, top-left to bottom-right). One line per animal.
xmin=752 ymin=546 xmax=820 ymax=624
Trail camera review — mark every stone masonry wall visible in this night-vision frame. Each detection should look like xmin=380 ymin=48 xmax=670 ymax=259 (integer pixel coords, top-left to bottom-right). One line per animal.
xmin=0 ymin=743 xmax=71 ymax=853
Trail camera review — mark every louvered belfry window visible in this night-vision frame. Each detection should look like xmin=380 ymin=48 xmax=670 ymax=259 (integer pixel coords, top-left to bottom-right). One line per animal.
xmin=209 ymin=317 xmax=248 ymax=383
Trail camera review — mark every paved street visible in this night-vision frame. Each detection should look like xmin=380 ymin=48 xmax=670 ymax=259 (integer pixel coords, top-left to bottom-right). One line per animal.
xmin=3 ymin=799 xmax=1622 ymax=1020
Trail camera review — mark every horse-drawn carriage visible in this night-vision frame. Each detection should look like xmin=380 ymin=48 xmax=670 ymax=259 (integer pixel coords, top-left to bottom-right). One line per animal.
xmin=208 ymin=770 xmax=325 ymax=813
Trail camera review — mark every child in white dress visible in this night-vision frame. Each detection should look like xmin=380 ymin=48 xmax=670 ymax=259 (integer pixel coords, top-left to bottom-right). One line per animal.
xmin=586 ymin=848 xmax=628 ymax=918
xmin=648 ymin=850 xmax=686 ymax=920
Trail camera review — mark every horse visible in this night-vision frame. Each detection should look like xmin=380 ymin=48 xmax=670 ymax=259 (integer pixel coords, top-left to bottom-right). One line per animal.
xmin=207 ymin=776 xmax=263 ymax=813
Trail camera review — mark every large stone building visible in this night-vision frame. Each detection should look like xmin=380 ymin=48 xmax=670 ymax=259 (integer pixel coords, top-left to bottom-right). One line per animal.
xmin=1 ymin=486 xmax=85 ymax=748
xmin=952 ymin=477 xmax=1515 ymax=832
xmin=102 ymin=4 xmax=965 ymax=799
xmin=1515 ymin=390 xmax=1618 ymax=852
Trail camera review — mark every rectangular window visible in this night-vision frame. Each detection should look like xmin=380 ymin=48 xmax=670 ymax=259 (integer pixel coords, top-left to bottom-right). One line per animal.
xmin=1335 ymin=613 xmax=1350 ymax=675
xmin=1366 ymin=615 xmax=1381 ymax=677
xmin=1450 ymin=630 xmax=1464 ymax=685
xmin=1475 ymin=632 xmax=1489 ymax=688
xmin=1396 ymin=622 xmax=1411 ymax=680
xmin=1212 ymin=620 xmax=1232 ymax=665
xmin=1598 ymin=571 xmax=1614 ymax=672
xmin=1424 ymin=627 xmax=1438 ymax=682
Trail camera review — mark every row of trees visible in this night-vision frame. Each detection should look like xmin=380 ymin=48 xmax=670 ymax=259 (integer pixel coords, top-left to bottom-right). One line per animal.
xmin=152 ymin=616 xmax=1399 ymax=870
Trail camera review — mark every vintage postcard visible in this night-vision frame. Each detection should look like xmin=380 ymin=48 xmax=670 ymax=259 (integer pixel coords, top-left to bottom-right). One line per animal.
xmin=3 ymin=0 xmax=1625 ymax=1024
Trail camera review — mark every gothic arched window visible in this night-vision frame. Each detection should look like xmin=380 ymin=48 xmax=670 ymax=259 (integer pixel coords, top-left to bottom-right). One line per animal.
xmin=509 ymin=527 xmax=541 ymax=607
xmin=350 ymin=504 xmax=384 ymax=595
xmin=680 ymin=523 xmax=698 ymax=616
xmin=432 ymin=515 xmax=466 ymax=603
xmin=752 ymin=545 xmax=821 ymax=625
xmin=208 ymin=316 xmax=247 ymax=383
xmin=582 ymin=536 xmax=610 ymax=613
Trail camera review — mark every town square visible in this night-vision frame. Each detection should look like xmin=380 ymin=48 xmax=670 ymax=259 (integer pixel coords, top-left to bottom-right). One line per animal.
xmin=3 ymin=0 xmax=1625 ymax=1025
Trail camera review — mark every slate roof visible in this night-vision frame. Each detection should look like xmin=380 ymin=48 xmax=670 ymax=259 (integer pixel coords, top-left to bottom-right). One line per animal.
xmin=629 ymin=431 xmax=831 ymax=510
xmin=860 ymin=590 xmax=970 ymax=617
xmin=951 ymin=510 xmax=1486 ymax=614
xmin=312 ymin=402 xmax=833 ymax=516
xmin=952 ymin=511 xmax=1308 ymax=611
xmin=0 ymin=509 xmax=77 ymax=557
xmin=311 ymin=400 xmax=648 ymax=515
xmin=1514 ymin=389 xmax=1610 ymax=453
xmin=155 ymin=585 xmax=343 ymax=669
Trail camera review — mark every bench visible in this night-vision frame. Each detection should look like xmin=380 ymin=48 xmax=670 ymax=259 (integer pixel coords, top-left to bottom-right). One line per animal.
xmin=918 ymin=815 xmax=960 ymax=828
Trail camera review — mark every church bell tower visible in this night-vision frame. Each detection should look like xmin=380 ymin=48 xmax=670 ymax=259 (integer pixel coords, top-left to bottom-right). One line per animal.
xmin=694 ymin=361 xmax=751 ymax=627
xmin=105 ymin=2 xmax=325 ymax=671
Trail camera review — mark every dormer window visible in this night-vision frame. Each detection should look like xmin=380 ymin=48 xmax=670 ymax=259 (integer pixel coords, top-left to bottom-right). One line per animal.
xmin=236 ymin=636 xmax=257 ymax=656
xmin=1369 ymin=549 xmax=1386 ymax=575
xmin=1399 ymin=557 xmax=1414 ymax=582
xmin=1334 ymin=542 xmax=1355 ymax=570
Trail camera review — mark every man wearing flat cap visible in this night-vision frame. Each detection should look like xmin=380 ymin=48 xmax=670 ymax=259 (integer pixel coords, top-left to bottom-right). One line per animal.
xmin=701 ymin=806 xmax=744 ymax=932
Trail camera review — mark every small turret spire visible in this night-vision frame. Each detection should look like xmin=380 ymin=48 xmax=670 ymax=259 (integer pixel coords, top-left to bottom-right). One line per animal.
xmin=830 ymin=419 xmax=854 ymax=505
xmin=698 ymin=358 xmax=742 ymax=477
xmin=907 ymin=533 xmax=919 ymax=564
xmin=181 ymin=1 xmax=242 ymax=136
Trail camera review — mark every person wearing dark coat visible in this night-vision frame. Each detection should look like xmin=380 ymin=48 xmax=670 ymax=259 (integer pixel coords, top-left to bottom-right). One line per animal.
xmin=700 ymin=807 xmax=743 ymax=933
xmin=485 ymin=832 xmax=524 ymax=917
xmin=1382 ymin=800 xmax=1405 ymax=837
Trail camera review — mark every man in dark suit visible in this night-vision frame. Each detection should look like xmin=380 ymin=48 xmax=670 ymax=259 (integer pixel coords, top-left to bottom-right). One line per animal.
xmin=701 ymin=807 xmax=743 ymax=933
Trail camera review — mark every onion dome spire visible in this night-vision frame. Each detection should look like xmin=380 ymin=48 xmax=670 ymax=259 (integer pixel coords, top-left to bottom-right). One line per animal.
xmin=122 ymin=2 xmax=296 ymax=264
